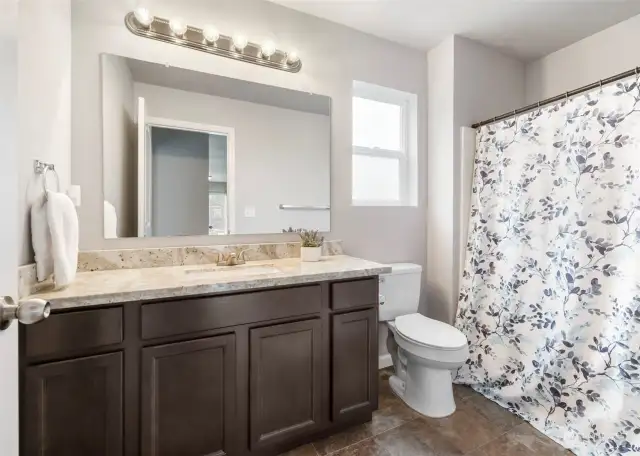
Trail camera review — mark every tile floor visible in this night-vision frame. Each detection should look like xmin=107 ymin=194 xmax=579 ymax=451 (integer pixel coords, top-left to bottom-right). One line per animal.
xmin=281 ymin=369 xmax=574 ymax=456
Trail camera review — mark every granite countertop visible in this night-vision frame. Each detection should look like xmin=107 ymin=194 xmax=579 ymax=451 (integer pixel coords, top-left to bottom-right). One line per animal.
xmin=28 ymin=255 xmax=391 ymax=310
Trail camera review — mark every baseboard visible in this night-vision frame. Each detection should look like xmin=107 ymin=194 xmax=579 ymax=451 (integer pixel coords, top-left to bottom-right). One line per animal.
xmin=378 ymin=354 xmax=392 ymax=369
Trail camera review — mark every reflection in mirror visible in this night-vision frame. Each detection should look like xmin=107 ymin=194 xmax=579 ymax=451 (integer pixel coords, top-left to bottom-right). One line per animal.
xmin=100 ymin=54 xmax=331 ymax=239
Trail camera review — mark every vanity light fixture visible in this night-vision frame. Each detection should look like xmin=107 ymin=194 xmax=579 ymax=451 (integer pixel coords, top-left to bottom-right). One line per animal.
xmin=124 ymin=11 xmax=302 ymax=73
xmin=133 ymin=7 xmax=153 ymax=28
xmin=202 ymin=25 xmax=220 ymax=44
xmin=232 ymin=34 xmax=249 ymax=52
xmin=287 ymin=51 xmax=300 ymax=65
xmin=169 ymin=17 xmax=188 ymax=37
xmin=261 ymin=40 xmax=276 ymax=59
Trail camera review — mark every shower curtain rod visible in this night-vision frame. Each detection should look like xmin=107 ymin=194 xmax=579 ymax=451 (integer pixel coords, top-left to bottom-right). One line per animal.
xmin=471 ymin=65 xmax=640 ymax=129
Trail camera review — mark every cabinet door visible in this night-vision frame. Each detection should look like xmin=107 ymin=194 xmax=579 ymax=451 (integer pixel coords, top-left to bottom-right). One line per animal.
xmin=332 ymin=308 xmax=378 ymax=422
xmin=24 ymin=352 xmax=123 ymax=456
xmin=250 ymin=319 xmax=322 ymax=450
xmin=141 ymin=335 xmax=236 ymax=456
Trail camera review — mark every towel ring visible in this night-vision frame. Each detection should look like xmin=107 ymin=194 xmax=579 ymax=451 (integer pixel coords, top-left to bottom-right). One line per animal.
xmin=42 ymin=166 xmax=60 ymax=202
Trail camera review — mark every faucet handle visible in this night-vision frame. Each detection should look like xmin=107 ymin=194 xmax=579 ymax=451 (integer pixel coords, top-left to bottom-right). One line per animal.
xmin=237 ymin=249 xmax=248 ymax=263
xmin=216 ymin=252 xmax=229 ymax=266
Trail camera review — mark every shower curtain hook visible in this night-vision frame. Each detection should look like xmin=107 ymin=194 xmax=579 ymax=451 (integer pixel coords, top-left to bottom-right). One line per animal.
xmin=565 ymin=92 xmax=569 ymax=103
xmin=599 ymin=80 xmax=603 ymax=93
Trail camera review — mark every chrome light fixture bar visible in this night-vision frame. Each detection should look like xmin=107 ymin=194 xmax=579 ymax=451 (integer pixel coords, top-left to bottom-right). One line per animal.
xmin=124 ymin=11 xmax=302 ymax=73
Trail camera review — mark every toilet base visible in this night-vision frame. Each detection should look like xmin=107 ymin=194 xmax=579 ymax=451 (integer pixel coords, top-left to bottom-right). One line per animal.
xmin=390 ymin=365 xmax=457 ymax=418
xmin=388 ymin=374 xmax=405 ymax=399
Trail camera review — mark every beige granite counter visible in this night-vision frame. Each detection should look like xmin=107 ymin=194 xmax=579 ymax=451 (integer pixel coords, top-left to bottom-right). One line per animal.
xmin=28 ymin=255 xmax=391 ymax=310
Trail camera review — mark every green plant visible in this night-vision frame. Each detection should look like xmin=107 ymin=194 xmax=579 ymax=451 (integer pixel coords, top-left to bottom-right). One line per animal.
xmin=282 ymin=227 xmax=325 ymax=247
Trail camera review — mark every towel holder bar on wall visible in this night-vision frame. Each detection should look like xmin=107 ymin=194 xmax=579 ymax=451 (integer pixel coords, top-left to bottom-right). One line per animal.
xmin=34 ymin=159 xmax=60 ymax=201
xmin=279 ymin=205 xmax=330 ymax=211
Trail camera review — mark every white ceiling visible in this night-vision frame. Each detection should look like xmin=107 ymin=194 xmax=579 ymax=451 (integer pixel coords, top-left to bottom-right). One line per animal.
xmin=268 ymin=0 xmax=640 ymax=61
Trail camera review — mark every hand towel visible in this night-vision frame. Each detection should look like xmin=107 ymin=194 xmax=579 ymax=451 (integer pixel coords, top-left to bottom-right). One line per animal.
xmin=104 ymin=200 xmax=118 ymax=239
xmin=30 ymin=195 xmax=53 ymax=282
xmin=46 ymin=191 xmax=79 ymax=289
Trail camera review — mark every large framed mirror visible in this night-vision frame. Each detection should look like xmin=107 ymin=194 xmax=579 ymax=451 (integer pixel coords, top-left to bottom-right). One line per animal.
xmin=101 ymin=54 xmax=331 ymax=239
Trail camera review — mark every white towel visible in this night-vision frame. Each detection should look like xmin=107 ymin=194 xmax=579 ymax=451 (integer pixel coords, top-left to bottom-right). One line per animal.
xmin=104 ymin=200 xmax=118 ymax=239
xmin=46 ymin=192 xmax=79 ymax=289
xmin=30 ymin=195 xmax=53 ymax=282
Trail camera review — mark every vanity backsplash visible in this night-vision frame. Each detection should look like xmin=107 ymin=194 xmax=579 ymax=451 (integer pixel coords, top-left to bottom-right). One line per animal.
xmin=19 ymin=240 xmax=343 ymax=297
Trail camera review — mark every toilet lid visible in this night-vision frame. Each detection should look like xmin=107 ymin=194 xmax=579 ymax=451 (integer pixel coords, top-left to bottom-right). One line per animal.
xmin=395 ymin=313 xmax=467 ymax=350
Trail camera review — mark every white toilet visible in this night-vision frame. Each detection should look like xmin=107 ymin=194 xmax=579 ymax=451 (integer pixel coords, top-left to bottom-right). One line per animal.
xmin=380 ymin=263 xmax=469 ymax=418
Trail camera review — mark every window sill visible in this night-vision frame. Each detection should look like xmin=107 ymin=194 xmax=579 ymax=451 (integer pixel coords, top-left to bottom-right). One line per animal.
xmin=351 ymin=200 xmax=417 ymax=208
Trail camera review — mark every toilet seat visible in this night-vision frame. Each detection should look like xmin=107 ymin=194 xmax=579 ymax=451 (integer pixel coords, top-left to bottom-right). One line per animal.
xmin=394 ymin=313 xmax=467 ymax=351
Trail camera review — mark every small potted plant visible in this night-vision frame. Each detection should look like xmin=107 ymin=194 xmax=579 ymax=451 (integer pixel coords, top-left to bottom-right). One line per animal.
xmin=283 ymin=227 xmax=325 ymax=262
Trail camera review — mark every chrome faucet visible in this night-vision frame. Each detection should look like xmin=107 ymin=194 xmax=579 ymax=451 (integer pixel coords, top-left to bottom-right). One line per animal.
xmin=217 ymin=250 xmax=249 ymax=266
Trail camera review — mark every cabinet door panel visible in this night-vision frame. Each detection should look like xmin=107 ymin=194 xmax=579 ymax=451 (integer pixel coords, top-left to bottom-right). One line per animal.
xmin=250 ymin=319 xmax=322 ymax=450
xmin=141 ymin=335 xmax=236 ymax=456
xmin=24 ymin=352 xmax=123 ymax=456
xmin=332 ymin=308 xmax=378 ymax=421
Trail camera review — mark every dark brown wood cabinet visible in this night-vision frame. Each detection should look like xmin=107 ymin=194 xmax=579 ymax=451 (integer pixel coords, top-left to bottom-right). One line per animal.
xmin=331 ymin=308 xmax=379 ymax=422
xmin=141 ymin=335 xmax=236 ymax=456
xmin=249 ymin=319 xmax=322 ymax=450
xmin=23 ymin=352 xmax=123 ymax=456
xmin=21 ymin=278 xmax=380 ymax=456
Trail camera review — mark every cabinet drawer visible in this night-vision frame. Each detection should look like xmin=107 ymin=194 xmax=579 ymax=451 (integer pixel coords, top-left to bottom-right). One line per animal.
xmin=142 ymin=285 xmax=322 ymax=340
xmin=25 ymin=307 xmax=123 ymax=358
xmin=331 ymin=278 xmax=378 ymax=311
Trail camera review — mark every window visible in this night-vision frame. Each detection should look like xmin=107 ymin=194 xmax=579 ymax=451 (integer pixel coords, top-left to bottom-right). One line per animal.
xmin=352 ymin=81 xmax=417 ymax=206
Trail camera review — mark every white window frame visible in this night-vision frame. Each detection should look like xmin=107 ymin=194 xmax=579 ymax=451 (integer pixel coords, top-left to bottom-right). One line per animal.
xmin=351 ymin=81 xmax=417 ymax=207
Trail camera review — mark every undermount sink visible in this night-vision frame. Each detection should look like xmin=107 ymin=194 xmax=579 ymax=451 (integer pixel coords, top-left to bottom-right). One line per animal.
xmin=185 ymin=264 xmax=281 ymax=276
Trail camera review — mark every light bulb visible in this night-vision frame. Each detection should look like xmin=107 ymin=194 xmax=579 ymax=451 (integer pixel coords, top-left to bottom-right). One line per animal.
xmin=233 ymin=34 xmax=248 ymax=51
xmin=202 ymin=25 xmax=219 ymax=43
xmin=133 ymin=7 xmax=153 ymax=27
xmin=169 ymin=17 xmax=188 ymax=37
xmin=286 ymin=50 xmax=299 ymax=64
xmin=261 ymin=40 xmax=276 ymax=58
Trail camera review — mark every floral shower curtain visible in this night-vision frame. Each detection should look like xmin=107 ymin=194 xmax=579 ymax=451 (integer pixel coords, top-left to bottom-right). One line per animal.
xmin=456 ymin=75 xmax=640 ymax=456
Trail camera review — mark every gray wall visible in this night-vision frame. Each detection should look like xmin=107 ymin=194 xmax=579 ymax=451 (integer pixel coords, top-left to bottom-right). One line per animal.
xmin=525 ymin=13 xmax=640 ymax=102
xmin=151 ymin=128 xmax=210 ymax=236
xmin=71 ymin=0 xmax=429 ymax=307
xmin=136 ymin=82 xmax=330 ymax=234
xmin=101 ymin=53 xmax=136 ymax=237
xmin=426 ymin=36 xmax=526 ymax=323
xmin=19 ymin=0 xmax=71 ymax=265
xmin=208 ymin=135 xmax=227 ymax=183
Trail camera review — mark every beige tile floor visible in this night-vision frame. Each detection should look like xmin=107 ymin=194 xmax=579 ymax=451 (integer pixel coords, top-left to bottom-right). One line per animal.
xmin=281 ymin=369 xmax=574 ymax=456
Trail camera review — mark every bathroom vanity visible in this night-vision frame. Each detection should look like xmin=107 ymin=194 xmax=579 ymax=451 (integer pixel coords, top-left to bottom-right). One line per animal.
xmin=19 ymin=256 xmax=389 ymax=456
xmin=14 ymin=30 xmax=388 ymax=456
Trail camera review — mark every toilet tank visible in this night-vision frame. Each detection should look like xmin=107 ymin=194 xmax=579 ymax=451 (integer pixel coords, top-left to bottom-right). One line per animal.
xmin=378 ymin=263 xmax=422 ymax=322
